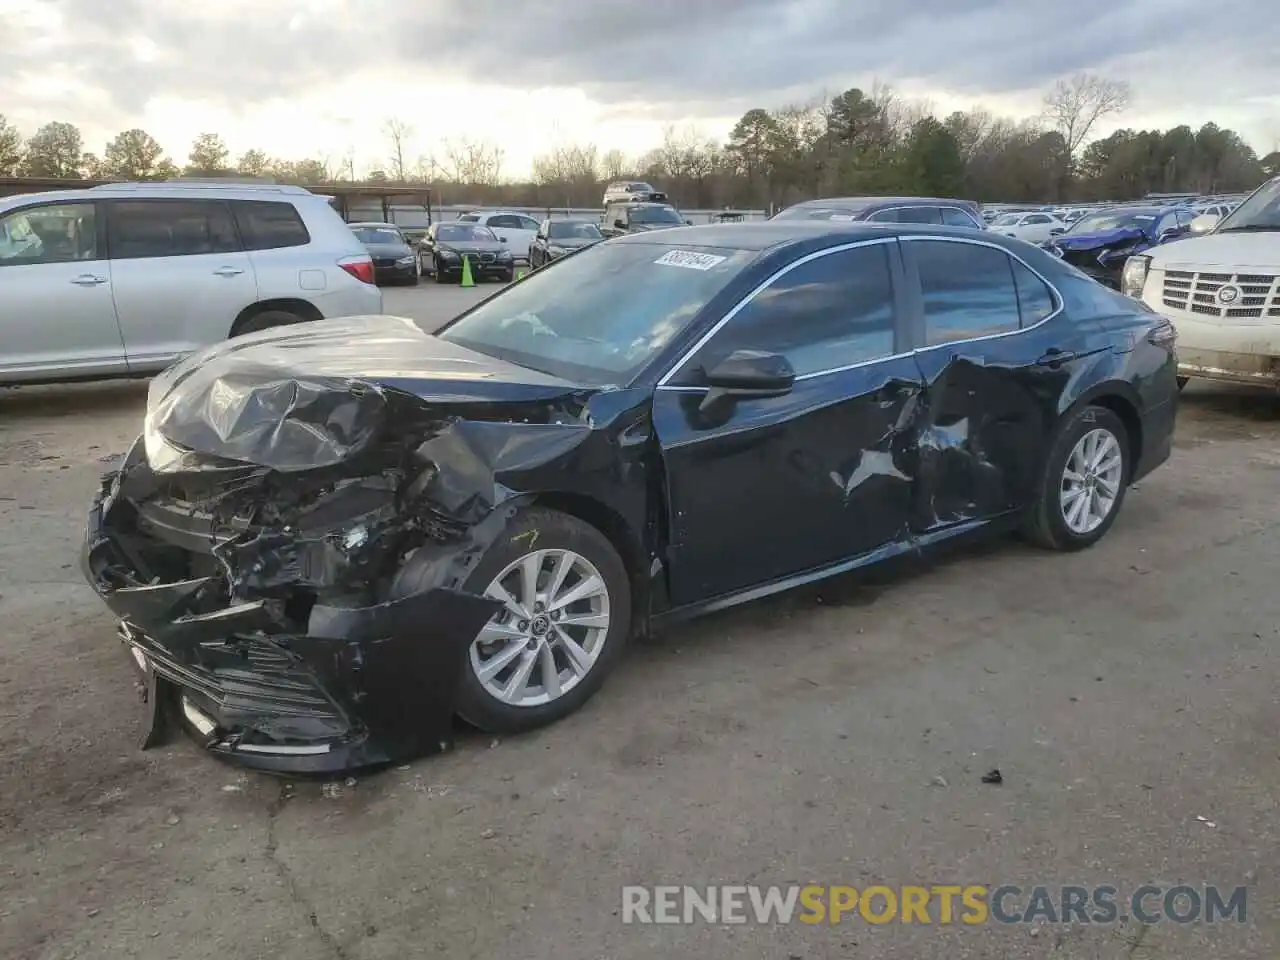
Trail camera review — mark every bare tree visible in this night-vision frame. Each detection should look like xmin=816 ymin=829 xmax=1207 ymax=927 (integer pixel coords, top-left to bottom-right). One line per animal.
xmin=440 ymin=138 xmax=504 ymax=185
xmin=384 ymin=118 xmax=413 ymax=181
xmin=599 ymin=148 xmax=630 ymax=181
xmin=1043 ymin=73 xmax=1132 ymax=160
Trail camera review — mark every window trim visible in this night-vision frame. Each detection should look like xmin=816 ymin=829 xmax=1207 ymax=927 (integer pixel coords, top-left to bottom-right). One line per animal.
xmin=655 ymin=234 xmax=1063 ymax=391
xmin=0 ymin=198 xmax=106 ymax=267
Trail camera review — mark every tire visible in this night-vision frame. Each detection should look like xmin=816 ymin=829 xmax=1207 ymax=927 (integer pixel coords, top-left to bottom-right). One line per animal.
xmin=1021 ymin=404 xmax=1131 ymax=551
xmin=498 ymin=269 xmax=514 ymax=283
xmin=433 ymin=259 xmax=451 ymax=284
xmin=454 ymin=507 xmax=631 ymax=735
xmin=1177 ymin=376 xmax=1190 ymax=391
xmin=406 ymin=273 xmax=419 ymax=286
xmin=232 ymin=308 xmax=308 ymax=337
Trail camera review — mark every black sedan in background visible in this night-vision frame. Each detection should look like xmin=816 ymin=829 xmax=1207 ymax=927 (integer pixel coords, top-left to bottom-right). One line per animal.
xmin=528 ymin=218 xmax=604 ymax=268
xmin=418 ymin=221 xmax=515 ymax=283
xmin=80 ymin=222 xmax=1177 ymax=772
xmin=349 ymin=221 xmax=419 ymax=285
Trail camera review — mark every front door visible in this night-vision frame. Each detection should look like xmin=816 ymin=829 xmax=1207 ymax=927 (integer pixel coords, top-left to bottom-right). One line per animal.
xmin=105 ymin=199 xmax=258 ymax=369
xmin=0 ymin=200 xmax=127 ymax=381
xmin=653 ymin=238 xmax=923 ymax=606
xmin=899 ymin=236 xmax=1104 ymax=531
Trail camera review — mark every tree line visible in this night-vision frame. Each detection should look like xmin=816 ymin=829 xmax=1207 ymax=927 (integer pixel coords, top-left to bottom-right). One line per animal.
xmin=1 ymin=74 xmax=1274 ymax=211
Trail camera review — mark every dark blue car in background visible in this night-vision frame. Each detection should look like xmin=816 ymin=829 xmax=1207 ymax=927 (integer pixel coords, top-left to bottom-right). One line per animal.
xmin=1041 ymin=205 xmax=1197 ymax=288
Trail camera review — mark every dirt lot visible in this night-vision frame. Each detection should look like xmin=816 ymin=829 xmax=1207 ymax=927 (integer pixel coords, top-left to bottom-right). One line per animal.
xmin=2 ymin=282 xmax=1278 ymax=959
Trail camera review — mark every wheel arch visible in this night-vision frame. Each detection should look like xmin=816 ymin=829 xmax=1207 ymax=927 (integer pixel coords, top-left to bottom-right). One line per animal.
xmin=230 ymin=298 xmax=324 ymax=337
xmin=1062 ymin=381 xmax=1143 ymax=477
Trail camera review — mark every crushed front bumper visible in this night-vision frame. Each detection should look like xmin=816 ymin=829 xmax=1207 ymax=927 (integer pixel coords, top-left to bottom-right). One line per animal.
xmin=81 ymin=485 xmax=498 ymax=775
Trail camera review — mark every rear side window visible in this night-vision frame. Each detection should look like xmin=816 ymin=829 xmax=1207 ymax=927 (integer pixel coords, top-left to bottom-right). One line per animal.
xmin=108 ymin=200 xmax=240 ymax=259
xmin=230 ymin=200 xmax=310 ymax=251
xmin=912 ymin=239 xmax=1021 ymax=345
xmin=694 ymin=243 xmax=898 ymax=377
xmin=896 ymin=206 xmax=943 ymax=224
xmin=488 ymin=214 xmax=520 ymax=229
xmin=941 ymin=207 xmax=980 ymax=228
xmin=1011 ymin=259 xmax=1057 ymax=326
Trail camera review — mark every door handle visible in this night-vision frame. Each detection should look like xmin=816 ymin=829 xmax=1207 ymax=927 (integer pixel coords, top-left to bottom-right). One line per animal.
xmin=70 ymin=274 xmax=107 ymax=286
xmin=1036 ymin=348 xmax=1077 ymax=367
xmin=213 ymin=266 xmax=244 ymax=277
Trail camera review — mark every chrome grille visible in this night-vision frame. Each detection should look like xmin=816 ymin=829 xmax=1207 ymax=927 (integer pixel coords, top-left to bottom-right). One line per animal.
xmin=479 ymin=253 xmax=496 ymax=263
xmin=1162 ymin=269 xmax=1280 ymax=321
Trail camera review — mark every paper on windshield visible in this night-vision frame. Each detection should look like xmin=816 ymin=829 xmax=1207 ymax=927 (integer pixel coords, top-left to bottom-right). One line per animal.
xmin=653 ymin=250 xmax=727 ymax=271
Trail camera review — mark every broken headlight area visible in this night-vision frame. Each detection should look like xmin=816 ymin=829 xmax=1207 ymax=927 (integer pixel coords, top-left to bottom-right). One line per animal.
xmin=79 ymin=421 xmax=553 ymax=774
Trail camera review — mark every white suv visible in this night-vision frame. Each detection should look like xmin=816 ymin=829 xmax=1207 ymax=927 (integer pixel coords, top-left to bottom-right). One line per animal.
xmin=453 ymin=210 xmax=540 ymax=263
xmin=1124 ymin=176 xmax=1280 ymax=390
xmin=0 ymin=180 xmax=382 ymax=385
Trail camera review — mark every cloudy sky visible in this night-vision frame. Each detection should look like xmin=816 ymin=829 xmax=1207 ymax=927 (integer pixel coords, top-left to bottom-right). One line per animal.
xmin=3 ymin=0 xmax=1278 ymax=177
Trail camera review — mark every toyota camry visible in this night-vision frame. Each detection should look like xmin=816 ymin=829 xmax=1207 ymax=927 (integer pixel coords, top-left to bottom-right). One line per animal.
xmin=80 ymin=221 xmax=1178 ymax=773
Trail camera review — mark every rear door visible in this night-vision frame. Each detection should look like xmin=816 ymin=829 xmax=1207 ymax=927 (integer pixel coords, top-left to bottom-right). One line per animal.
xmin=0 ymin=200 xmax=127 ymax=381
xmin=653 ymin=239 xmax=924 ymax=605
xmin=901 ymin=236 xmax=1099 ymax=530
xmin=106 ymin=199 xmax=259 ymax=368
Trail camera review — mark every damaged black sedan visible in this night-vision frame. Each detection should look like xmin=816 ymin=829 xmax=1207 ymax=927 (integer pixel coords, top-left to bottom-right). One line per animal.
xmin=81 ymin=222 xmax=1179 ymax=773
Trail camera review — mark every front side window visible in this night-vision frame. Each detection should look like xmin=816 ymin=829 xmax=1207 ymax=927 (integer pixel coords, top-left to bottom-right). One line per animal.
xmin=912 ymin=240 xmax=1021 ymax=345
xmin=548 ymin=221 xmax=603 ymax=240
xmin=687 ymin=243 xmax=898 ymax=379
xmin=517 ymin=216 xmax=540 ymax=231
xmin=896 ymin=206 xmax=943 ymax=225
xmin=109 ymin=200 xmax=240 ymax=259
xmin=0 ymin=202 xmax=99 ymax=265
xmin=439 ymin=241 xmax=755 ymax=385
xmin=1024 ymin=214 xmax=1052 ymax=225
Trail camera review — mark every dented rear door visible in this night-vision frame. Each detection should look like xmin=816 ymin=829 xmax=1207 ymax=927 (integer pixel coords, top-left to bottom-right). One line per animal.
xmin=900 ymin=236 xmax=1097 ymax=531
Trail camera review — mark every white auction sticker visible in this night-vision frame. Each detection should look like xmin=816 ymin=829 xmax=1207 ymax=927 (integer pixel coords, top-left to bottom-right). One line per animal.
xmin=654 ymin=250 xmax=727 ymax=271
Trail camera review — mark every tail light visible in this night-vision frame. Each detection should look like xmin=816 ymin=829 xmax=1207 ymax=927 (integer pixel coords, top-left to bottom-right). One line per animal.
xmin=338 ymin=255 xmax=375 ymax=284
xmin=1147 ymin=318 xmax=1177 ymax=347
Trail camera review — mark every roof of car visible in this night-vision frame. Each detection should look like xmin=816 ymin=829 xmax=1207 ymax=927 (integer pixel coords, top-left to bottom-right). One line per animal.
xmin=786 ymin=196 xmax=978 ymax=211
xmin=0 ymin=183 xmax=332 ymax=209
xmin=610 ymin=220 xmax=1020 ymax=252
xmin=348 ymin=221 xmax=399 ymax=228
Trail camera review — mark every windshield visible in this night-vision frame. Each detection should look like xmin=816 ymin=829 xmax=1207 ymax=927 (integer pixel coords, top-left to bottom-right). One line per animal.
xmin=1065 ymin=210 xmax=1157 ymax=235
xmin=437 ymin=223 xmax=498 ymax=242
xmin=772 ymin=203 xmax=869 ymax=221
xmin=438 ymin=241 xmax=756 ymax=385
xmin=1215 ymin=179 xmax=1280 ymax=232
xmin=991 ymin=213 xmax=1022 ymax=227
xmin=548 ymin=221 xmax=603 ymax=240
xmin=351 ymin=226 xmax=405 ymax=245
xmin=630 ymin=206 xmax=683 ymax=225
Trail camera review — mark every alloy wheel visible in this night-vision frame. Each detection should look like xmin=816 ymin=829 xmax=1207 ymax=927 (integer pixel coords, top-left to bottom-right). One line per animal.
xmin=1059 ymin=427 xmax=1124 ymax=535
xmin=470 ymin=549 xmax=611 ymax=707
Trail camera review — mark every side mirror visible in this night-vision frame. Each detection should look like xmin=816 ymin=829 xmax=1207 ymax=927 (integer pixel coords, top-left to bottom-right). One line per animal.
xmin=700 ymin=349 xmax=795 ymax=412
xmin=613 ymin=219 xmax=626 ymax=230
xmin=1049 ymin=226 xmax=1066 ymax=235
xmin=1189 ymin=213 xmax=1220 ymax=235
xmin=685 ymin=219 xmax=694 ymax=226
xmin=1157 ymin=227 xmax=1180 ymax=243
xmin=499 ymin=235 xmax=508 ymax=243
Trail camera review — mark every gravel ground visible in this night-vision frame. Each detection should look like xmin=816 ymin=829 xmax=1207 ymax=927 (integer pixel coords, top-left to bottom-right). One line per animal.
xmin=1 ymin=282 xmax=1277 ymax=959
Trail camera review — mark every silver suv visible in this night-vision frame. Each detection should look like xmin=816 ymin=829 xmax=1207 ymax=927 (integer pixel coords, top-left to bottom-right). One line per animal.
xmin=0 ymin=180 xmax=383 ymax=385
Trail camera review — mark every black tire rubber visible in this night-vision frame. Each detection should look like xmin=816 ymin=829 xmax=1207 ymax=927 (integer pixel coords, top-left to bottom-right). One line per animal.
xmin=1176 ymin=376 xmax=1190 ymax=390
xmin=498 ymin=269 xmax=514 ymax=283
xmin=232 ymin=308 xmax=308 ymax=337
xmin=1021 ymin=404 xmax=1131 ymax=551
xmin=434 ymin=261 xmax=451 ymax=284
xmin=454 ymin=507 xmax=631 ymax=735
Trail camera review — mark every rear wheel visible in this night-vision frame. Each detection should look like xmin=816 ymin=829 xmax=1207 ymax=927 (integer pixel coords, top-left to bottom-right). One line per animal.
xmin=232 ymin=308 xmax=308 ymax=337
xmin=454 ymin=508 xmax=631 ymax=734
xmin=1022 ymin=405 xmax=1130 ymax=551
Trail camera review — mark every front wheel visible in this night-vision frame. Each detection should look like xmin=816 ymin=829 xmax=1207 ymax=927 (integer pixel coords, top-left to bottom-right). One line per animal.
xmin=1022 ymin=405 xmax=1130 ymax=551
xmin=454 ymin=507 xmax=631 ymax=734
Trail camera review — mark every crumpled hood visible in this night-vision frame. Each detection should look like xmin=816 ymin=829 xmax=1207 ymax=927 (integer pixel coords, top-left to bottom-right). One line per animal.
xmin=1049 ymin=226 xmax=1150 ymax=252
xmin=143 ymin=315 xmax=584 ymax=473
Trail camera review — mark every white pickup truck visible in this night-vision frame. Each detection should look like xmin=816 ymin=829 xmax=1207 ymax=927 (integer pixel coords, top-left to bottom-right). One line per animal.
xmin=1123 ymin=176 xmax=1280 ymax=390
